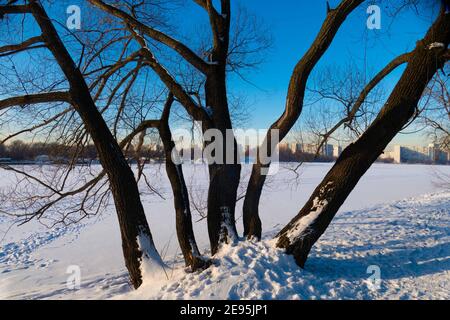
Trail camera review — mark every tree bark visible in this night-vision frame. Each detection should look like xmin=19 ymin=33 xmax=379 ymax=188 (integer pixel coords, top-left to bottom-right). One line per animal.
xmin=204 ymin=69 xmax=241 ymax=255
xmin=243 ymin=0 xmax=364 ymax=240
xmin=29 ymin=0 xmax=162 ymax=289
xmin=276 ymin=8 xmax=450 ymax=268
xmin=158 ymin=94 xmax=210 ymax=270
xmin=201 ymin=1 xmax=241 ymax=255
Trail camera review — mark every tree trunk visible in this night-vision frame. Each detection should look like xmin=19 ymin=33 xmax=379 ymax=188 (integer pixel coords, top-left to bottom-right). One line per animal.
xmin=243 ymin=0 xmax=364 ymax=240
xmin=207 ymin=162 xmax=241 ymax=254
xmin=205 ymin=70 xmax=241 ymax=255
xmin=159 ymin=94 xmax=210 ymax=270
xmin=243 ymin=164 xmax=266 ymax=239
xmin=30 ymin=1 xmax=162 ymax=289
xmin=92 ymin=0 xmax=242 ymax=255
xmin=276 ymin=8 xmax=450 ymax=267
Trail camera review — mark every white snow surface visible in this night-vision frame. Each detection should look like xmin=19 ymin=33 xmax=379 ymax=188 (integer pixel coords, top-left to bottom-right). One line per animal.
xmin=0 ymin=163 xmax=449 ymax=300
xmin=136 ymin=231 xmax=167 ymax=281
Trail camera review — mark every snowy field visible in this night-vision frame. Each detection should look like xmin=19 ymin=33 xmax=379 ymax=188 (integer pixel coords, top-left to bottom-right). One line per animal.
xmin=0 ymin=163 xmax=449 ymax=300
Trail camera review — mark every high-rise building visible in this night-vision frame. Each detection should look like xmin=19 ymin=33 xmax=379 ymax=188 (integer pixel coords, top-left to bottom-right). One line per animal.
xmin=333 ymin=145 xmax=342 ymax=158
xmin=289 ymin=143 xmax=302 ymax=154
xmin=390 ymin=144 xmax=448 ymax=164
xmin=321 ymin=144 xmax=334 ymax=158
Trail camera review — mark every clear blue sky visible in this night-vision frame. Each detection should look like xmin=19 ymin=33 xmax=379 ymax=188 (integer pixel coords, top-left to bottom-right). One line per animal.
xmin=223 ymin=0 xmax=442 ymax=146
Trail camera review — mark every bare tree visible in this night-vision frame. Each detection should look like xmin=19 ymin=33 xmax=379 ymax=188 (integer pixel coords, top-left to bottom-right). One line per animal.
xmin=243 ymin=0 xmax=365 ymax=240
xmin=128 ymin=93 xmax=210 ymax=270
xmin=305 ymin=54 xmax=411 ymax=158
xmin=0 ymin=0 xmax=164 ymax=288
xmin=88 ymin=0 xmax=271 ymax=254
xmin=2 ymin=0 xmax=447 ymax=290
xmin=276 ymin=6 xmax=449 ymax=267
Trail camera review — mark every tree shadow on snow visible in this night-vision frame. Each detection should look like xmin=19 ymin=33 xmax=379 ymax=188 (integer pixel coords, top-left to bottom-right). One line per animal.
xmin=306 ymin=239 xmax=449 ymax=281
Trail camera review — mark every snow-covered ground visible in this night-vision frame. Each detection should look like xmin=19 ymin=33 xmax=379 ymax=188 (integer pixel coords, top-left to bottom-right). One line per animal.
xmin=0 ymin=163 xmax=449 ymax=300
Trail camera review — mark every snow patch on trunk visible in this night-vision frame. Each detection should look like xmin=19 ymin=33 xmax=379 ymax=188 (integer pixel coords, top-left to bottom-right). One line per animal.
xmin=285 ymin=197 xmax=328 ymax=243
xmin=284 ymin=181 xmax=334 ymax=244
xmin=428 ymin=42 xmax=445 ymax=50
xmin=219 ymin=206 xmax=238 ymax=245
xmin=136 ymin=230 xmax=167 ymax=281
xmin=189 ymin=239 xmax=201 ymax=258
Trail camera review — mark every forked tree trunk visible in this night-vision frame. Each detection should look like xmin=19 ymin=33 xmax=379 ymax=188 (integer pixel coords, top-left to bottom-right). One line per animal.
xmin=276 ymin=9 xmax=450 ymax=267
xmin=30 ymin=1 xmax=161 ymax=288
xmin=243 ymin=0 xmax=364 ymax=240
xmin=159 ymin=94 xmax=209 ymax=270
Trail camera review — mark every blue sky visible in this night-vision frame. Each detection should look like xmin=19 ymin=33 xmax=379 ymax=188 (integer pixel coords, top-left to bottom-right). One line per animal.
xmin=223 ymin=0 xmax=442 ymax=146
xmin=1 ymin=0 xmax=443 ymax=147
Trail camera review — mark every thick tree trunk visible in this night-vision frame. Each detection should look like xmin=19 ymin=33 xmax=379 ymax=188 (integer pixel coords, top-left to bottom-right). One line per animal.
xmin=205 ymin=70 xmax=241 ymax=255
xmin=207 ymin=163 xmax=241 ymax=254
xmin=30 ymin=1 xmax=162 ymax=288
xmin=159 ymin=95 xmax=209 ymax=270
xmin=276 ymin=9 xmax=450 ymax=267
xmin=243 ymin=0 xmax=364 ymax=240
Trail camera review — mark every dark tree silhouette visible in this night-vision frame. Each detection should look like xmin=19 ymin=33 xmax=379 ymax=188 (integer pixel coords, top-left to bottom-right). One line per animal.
xmin=276 ymin=6 xmax=450 ymax=267
xmin=0 ymin=0 xmax=163 ymax=289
